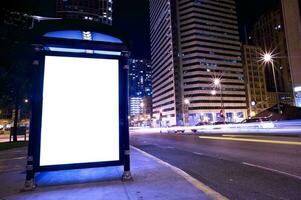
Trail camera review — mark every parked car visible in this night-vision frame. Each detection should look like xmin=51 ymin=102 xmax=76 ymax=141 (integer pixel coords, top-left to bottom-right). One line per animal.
xmin=191 ymin=122 xmax=208 ymax=133
xmin=167 ymin=125 xmax=185 ymax=134
xmin=212 ymin=121 xmax=227 ymax=125
xmin=241 ymin=117 xmax=275 ymax=128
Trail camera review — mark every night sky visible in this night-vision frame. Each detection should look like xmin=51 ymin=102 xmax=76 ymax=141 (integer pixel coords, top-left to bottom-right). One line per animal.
xmin=2 ymin=0 xmax=280 ymax=59
xmin=114 ymin=0 xmax=280 ymax=59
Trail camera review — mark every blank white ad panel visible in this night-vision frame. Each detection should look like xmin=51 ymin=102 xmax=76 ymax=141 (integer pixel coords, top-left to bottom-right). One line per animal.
xmin=40 ymin=56 xmax=119 ymax=166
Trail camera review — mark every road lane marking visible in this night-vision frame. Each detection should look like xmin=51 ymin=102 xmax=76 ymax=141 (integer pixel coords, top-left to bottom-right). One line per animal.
xmin=199 ymin=136 xmax=301 ymax=145
xmin=164 ymin=146 xmax=175 ymax=149
xmin=222 ymin=135 xmax=264 ymax=138
xmin=131 ymin=146 xmax=229 ymax=200
xmin=193 ymin=152 xmax=204 ymax=156
xmin=222 ymin=134 xmax=301 ymax=139
xmin=242 ymin=162 xmax=301 ymax=180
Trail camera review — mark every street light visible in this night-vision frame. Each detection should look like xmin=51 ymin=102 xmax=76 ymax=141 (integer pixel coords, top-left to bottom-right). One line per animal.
xmin=213 ymin=78 xmax=220 ymax=86
xmin=212 ymin=78 xmax=224 ymax=113
xmin=184 ymin=98 xmax=190 ymax=105
xmin=183 ymin=98 xmax=190 ymax=126
xmin=251 ymin=100 xmax=256 ymax=107
xmin=263 ymin=53 xmax=272 ymax=63
xmin=261 ymin=51 xmax=281 ymax=114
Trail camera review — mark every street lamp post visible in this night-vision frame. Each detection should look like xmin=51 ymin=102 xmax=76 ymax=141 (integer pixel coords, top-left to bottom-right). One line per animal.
xmin=262 ymin=52 xmax=281 ymax=114
xmin=213 ymin=78 xmax=225 ymax=122
xmin=213 ymin=78 xmax=224 ymax=113
xmin=159 ymin=109 xmax=163 ymax=128
xmin=183 ymin=98 xmax=190 ymax=126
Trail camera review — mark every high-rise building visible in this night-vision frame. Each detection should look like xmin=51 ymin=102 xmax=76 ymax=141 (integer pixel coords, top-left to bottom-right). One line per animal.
xmin=128 ymin=59 xmax=152 ymax=117
xmin=128 ymin=59 xmax=152 ymax=98
xmin=129 ymin=97 xmax=144 ymax=116
xmin=150 ymin=0 xmax=247 ymax=125
xmin=281 ymin=0 xmax=301 ymax=107
xmin=251 ymin=2 xmax=294 ymax=106
xmin=56 ymin=0 xmax=113 ymax=25
xmin=242 ymin=45 xmax=268 ymax=116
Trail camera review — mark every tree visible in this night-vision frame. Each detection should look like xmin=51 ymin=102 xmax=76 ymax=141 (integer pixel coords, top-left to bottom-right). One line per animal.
xmin=0 ymin=14 xmax=33 ymax=142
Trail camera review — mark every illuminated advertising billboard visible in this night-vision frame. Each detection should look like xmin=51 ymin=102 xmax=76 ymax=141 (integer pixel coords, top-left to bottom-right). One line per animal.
xmin=39 ymin=55 xmax=120 ymax=166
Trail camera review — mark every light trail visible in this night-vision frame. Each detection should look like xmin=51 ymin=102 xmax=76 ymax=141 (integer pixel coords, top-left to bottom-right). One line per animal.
xmin=130 ymin=120 xmax=301 ymax=135
xmin=198 ymin=136 xmax=301 ymax=145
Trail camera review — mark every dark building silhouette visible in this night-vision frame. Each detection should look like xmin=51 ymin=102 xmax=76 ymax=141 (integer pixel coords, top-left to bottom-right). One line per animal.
xmin=56 ymin=0 xmax=113 ymax=25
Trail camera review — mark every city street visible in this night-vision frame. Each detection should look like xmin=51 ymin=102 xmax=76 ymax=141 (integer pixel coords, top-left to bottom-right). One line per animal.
xmin=131 ymin=132 xmax=301 ymax=200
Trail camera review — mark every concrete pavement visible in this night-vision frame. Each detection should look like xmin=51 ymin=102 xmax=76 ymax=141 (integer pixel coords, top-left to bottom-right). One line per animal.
xmin=0 ymin=145 xmax=221 ymax=200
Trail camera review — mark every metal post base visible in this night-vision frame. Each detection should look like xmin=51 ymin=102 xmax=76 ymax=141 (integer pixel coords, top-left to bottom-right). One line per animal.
xmin=22 ymin=179 xmax=36 ymax=191
xmin=122 ymin=171 xmax=133 ymax=182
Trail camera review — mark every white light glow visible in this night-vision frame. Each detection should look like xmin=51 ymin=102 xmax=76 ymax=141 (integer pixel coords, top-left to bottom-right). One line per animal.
xmin=213 ymin=78 xmax=220 ymax=86
xmin=40 ymin=56 xmax=120 ymax=166
xmin=259 ymin=50 xmax=277 ymax=64
xmin=184 ymin=99 xmax=190 ymax=105
xmin=264 ymin=53 xmax=272 ymax=62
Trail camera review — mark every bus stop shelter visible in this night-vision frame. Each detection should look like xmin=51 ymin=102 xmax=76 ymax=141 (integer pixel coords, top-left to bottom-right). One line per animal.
xmin=24 ymin=20 xmax=131 ymax=190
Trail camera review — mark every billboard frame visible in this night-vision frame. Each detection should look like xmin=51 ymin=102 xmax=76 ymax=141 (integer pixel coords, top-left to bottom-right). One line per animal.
xmin=24 ymin=36 xmax=131 ymax=190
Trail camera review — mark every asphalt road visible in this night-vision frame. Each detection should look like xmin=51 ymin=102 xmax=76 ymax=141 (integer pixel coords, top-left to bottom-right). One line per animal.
xmin=130 ymin=132 xmax=301 ymax=200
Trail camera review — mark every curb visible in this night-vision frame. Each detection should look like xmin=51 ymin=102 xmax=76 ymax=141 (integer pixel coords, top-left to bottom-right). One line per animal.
xmin=131 ymin=146 xmax=229 ymax=200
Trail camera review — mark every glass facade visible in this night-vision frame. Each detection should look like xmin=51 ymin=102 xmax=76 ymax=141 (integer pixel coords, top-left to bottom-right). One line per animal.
xmin=128 ymin=59 xmax=152 ymax=117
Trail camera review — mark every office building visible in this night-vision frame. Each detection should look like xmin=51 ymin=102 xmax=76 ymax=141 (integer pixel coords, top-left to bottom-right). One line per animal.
xmin=281 ymin=0 xmax=301 ymax=107
xmin=56 ymin=0 xmax=113 ymax=25
xmin=150 ymin=0 xmax=247 ymax=125
xmin=129 ymin=97 xmax=144 ymax=116
xmin=242 ymin=45 xmax=268 ymax=116
xmin=251 ymin=2 xmax=294 ymax=106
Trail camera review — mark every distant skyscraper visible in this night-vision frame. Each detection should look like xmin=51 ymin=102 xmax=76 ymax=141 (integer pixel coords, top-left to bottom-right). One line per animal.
xmin=56 ymin=0 xmax=113 ymax=25
xmin=242 ymin=45 xmax=268 ymax=116
xmin=128 ymin=59 xmax=152 ymax=98
xmin=128 ymin=59 xmax=152 ymax=116
xmin=129 ymin=97 xmax=144 ymax=116
xmin=150 ymin=0 xmax=247 ymax=125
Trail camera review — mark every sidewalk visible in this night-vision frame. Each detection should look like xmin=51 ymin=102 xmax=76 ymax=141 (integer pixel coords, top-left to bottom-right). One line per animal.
xmin=0 ymin=146 xmax=217 ymax=200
